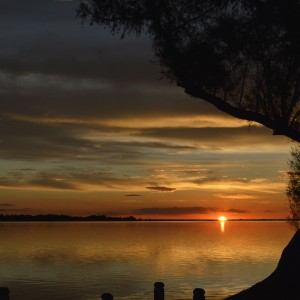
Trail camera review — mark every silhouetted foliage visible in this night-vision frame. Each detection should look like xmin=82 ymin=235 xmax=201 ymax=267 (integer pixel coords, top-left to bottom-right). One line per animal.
xmin=287 ymin=146 xmax=300 ymax=229
xmin=77 ymin=0 xmax=300 ymax=141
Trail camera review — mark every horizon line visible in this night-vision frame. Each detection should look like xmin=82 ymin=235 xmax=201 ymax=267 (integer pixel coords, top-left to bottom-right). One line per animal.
xmin=0 ymin=213 xmax=293 ymax=222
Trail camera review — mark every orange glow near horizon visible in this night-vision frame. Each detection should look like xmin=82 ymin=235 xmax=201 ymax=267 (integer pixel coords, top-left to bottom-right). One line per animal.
xmin=218 ymin=216 xmax=227 ymax=233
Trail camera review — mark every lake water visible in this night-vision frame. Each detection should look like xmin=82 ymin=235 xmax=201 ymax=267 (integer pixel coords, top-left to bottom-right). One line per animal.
xmin=0 ymin=221 xmax=295 ymax=300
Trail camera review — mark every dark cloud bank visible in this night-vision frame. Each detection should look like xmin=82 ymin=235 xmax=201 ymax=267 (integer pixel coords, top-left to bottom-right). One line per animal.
xmin=134 ymin=207 xmax=247 ymax=215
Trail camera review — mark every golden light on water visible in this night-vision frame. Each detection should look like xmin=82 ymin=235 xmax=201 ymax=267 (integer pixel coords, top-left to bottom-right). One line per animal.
xmin=218 ymin=216 xmax=227 ymax=233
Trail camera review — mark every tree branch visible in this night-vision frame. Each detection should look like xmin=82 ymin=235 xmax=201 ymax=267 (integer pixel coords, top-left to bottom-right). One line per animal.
xmin=183 ymin=82 xmax=300 ymax=142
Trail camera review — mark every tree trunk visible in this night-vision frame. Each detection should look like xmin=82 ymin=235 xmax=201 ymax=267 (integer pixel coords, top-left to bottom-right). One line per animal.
xmin=225 ymin=229 xmax=300 ymax=300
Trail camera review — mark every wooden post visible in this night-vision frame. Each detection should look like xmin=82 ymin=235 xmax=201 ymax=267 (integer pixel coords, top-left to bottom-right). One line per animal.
xmin=0 ymin=287 xmax=9 ymax=300
xmin=193 ymin=288 xmax=205 ymax=300
xmin=154 ymin=282 xmax=164 ymax=300
xmin=101 ymin=293 xmax=113 ymax=300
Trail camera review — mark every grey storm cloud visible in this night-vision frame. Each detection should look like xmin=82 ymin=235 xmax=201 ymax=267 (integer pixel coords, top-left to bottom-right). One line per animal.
xmin=0 ymin=116 xmax=275 ymax=163
xmin=134 ymin=206 xmax=218 ymax=215
xmin=0 ymin=173 xmax=77 ymax=190
xmin=0 ymin=0 xmax=226 ymax=123
xmin=0 ymin=0 xmax=284 ymax=170
xmin=146 ymin=186 xmax=176 ymax=192
xmin=31 ymin=170 xmax=129 ymax=190
xmin=0 ymin=0 xmax=159 ymax=84
xmin=28 ymin=177 xmax=78 ymax=190
xmin=0 ymin=78 xmax=217 ymax=120
xmin=0 ymin=0 xmax=289 ymax=216
xmin=0 ymin=115 xmax=201 ymax=162
xmin=135 ymin=126 xmax=287 ymax=147
xmin=0 ymin=118 xmax=100 ymax=160
xmin=0 ymin=177 xmax=21 ymax=188
xmin=0 ymin=167 xmax=151 ymax=191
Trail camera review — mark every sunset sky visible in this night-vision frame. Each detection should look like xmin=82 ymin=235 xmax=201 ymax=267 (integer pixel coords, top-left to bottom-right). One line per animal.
xmin=0 ymin=0 xmax=294 ymax=219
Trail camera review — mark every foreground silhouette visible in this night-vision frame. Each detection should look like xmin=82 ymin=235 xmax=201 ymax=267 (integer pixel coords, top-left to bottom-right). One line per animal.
xmin=287 ymin=146 xmax=300 ymax=229
xmin=78 ymin=0 xmax=300 ymax=142
xmin=225 ymin=229 xmax=300 ymax=300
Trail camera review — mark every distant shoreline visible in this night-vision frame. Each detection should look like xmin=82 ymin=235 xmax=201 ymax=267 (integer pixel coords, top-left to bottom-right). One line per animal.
xmin=0 ymin=214 xmax=292 ymax=222
xmin=0 ymin=214 xmax=137 ymax=222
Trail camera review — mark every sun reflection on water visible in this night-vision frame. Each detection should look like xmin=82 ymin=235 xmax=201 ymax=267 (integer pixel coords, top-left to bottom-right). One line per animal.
xmin=218 ymin=216 xmax=227 ymax=233
xmin=220 ymin=221 xmax=225 ymax=233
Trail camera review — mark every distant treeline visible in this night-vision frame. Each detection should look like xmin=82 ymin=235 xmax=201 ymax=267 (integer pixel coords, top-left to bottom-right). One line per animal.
xmin=0 ymin=214 xmax=137 ymax=222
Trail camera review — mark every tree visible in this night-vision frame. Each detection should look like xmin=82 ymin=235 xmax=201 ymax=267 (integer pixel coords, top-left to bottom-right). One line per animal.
xmin=287 ymin=146 xmax=300 ymax=229
xmin=76 ymin=2 xmax=300 ymax=298
xmin=77 ymin=0 xmax=300 ymax=142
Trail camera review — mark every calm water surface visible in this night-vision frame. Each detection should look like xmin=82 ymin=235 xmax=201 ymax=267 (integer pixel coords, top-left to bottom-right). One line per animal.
xmin=0 ymin=221 xmax=294 ymax=300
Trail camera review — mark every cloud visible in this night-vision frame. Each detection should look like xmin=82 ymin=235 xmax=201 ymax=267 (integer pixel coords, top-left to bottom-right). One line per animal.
xmin=0 ymin=203 xmax=14 ymax=207
xmin=0 ymin=167 xmax=155 ymax=192
xmin=0 ymin=0 xmax=289 ymax=218
xmin=192 ymin=177 xmax=250 ymax=185
xmin=226 ymin=209 xmax=247 ymax=213
xmin=0 ymin=208 xmax=32 ymax=212
xmin=0 ymin=173 xmax=78 ymax=191
xmin=0 ymin=115 xmax=199 ymax=161
xmin=135 ymin=126 xmax=288 ymax=148
xmin=146 ymin=186 xmax=176 ymax=192
xmin=215 ymin=193 xmax=258 ymax=200
xmin=28 ymin=177 xmax=78 ymax=190
xmin=0 ymin=117 xmax=98 ymax=160
xmin=172 ymin=168 xmax=214 ymax=175
xmin=0 ymin=177 xmax=21 ymax=188
xmin=134 ymin=206 xmax=218 ymax=215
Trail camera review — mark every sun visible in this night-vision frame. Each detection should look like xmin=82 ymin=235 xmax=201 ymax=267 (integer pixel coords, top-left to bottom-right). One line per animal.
xmin=218 ymin=216 xmax=227 ymax=221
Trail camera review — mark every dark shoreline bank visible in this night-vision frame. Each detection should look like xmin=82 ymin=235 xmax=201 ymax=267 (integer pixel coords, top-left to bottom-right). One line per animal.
xmin=0 ymin=214 xmax=293 ymax=222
